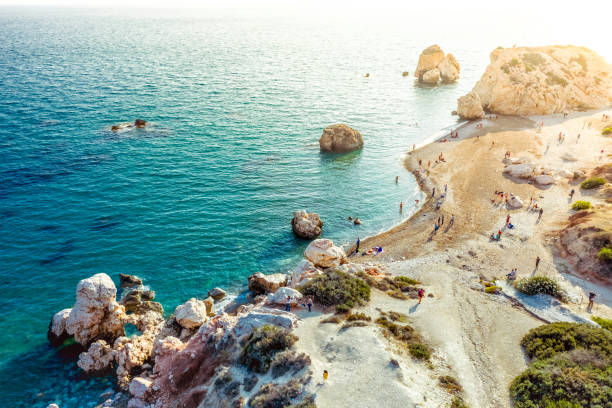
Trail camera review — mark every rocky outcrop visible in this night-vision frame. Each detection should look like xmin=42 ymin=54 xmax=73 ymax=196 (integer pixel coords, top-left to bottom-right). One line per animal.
xmin=457 ymin=45 xmax=612 ymax=118
xmin=129 ymin=376 xmax=152 ymax=400
xmin=267 ymin=287 xmax=304 ymax=305
xmin=119 ymin=274 xmax=143 ymax=289
xmin=248 ymin=272 xmax=288 ymax=295
xmin=134 ymin=119 xmax=146 ymax=128
xmin=77 ymin=339 xmax=115 ymax=372
xmin=319 ymin=124 xmax=364 ymax=153
xmin=208 ymin=287 xmax=226 ymax=300
xmin=422 ymin=68 xmax=440 ymax=84
xmin=457 ymin=91 xmax=485 ymax=119
xmin=303 ymin=239 xmax=347 ymax=268
xmin=289 ymin=259 xmax=322 ymax=288
xmin=415 ymin=45 xmax=460 ymax=84
xmin=174 ymin=298 xmax=208 ymax=329
xmin=47 ymin=308 xmax=72 ymax=346
xmin=439 ymin=53 xmax=460 ymax=83
xmin=291 ymin=210 xmax=323 ymax=239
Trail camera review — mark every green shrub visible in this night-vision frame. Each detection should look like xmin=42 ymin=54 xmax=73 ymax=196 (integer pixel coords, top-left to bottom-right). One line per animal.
xmin=269 ymin=350 xmax=311 ymax=378
xmin=334 ymin=304 xmax=351 ymax=314
xmin=299 ymin=270 xmax=370 ymax=310
xmin=346 ymin=312 xmax=371 ymax=322
xmin=599 ymin=247 xmax=612 ymax=262
xmin=515 ymin=277 xmax=564 ymax=300
xmin=248 ymin=379 xmax=304 ymax=408
xmin=395 ymin=276 xmax=420 ymax=286
xmin=450 ymin=397 xmax=470 ymax=408
xmin=485 ymin=285 xmax=501 ymax=294
xmin=520 ymin=322 xmax=612 ymax=360
xmin=592 ymin=316 xmax=612 ymax=332
xmin=408 ymin=343 xmax=431 ymax=360
xmin=602 ymin=127 xmax=612 ymax=135
xmin=320 ymin=315 xmax=343 ymax=324
xmin=439 ymin=375 xmax=462 ymax=394
xmin=581 ymin=177 xmax=606 ymax=189
xmin=571 ymin=200 xmax=591 ymax=210
xmin=510 ymin=57 xmax=521 ymax=66
xmin=376 ymin=317 xmax=416 ymax=342
xmin=240 ymin=325 xmax=298 ymax=373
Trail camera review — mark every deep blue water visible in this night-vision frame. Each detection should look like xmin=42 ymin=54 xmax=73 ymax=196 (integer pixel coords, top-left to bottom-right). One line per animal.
xmin=0 ymin=7 xmax=491 ymax=407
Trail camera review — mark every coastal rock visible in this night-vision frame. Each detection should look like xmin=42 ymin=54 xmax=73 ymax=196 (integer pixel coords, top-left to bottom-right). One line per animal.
xmin=353 ymin=217 xmax=362 ymax=225
xmin=134 ymin=119 xmax=146 ymax=128
xmin=534 ymin=174 xmax=555 ymax=185
xmin=319 ymin=124 xmax=364 ymax=153
xmin=47 ymin=308 xmax=72 ymax=346
xmin=47 ymin=405 xmax=59 ymax=408
xmin=119 ymin=274 xmax=143 ymax=289
xmin=457 ymin=45 xmax=612 ymax=116
xmin=234 ymin=309 xmax=297 ymax=338
xmin=503 ymin=163 xmax=535 ymax=179
xmin=289 ymin=260 xmax=321 ymax=288
xmin=422 ymin=68 xmax=440 ymax=84
xmin=77 ymin=339 xmax=115 ymax=372
xmin=203 ymin=296 xmax=215 ymax=316
xmin=291 ymin=210 xmax=323 ymax=239
xmin=558 ymin=169 xmax=574 ymax=178
xmin=457 ymin=91 xmax=485 ymax=119
xmin=129 ymin=377 xmax=152 ymax=399
xmin=267 ymin=287 xmax=304 ymax=305
xmin=248 ymin=272 xmax=288 ymax=295
xmin=304 ymin=239 xmax=347 ymax=268
xmin=174 ymin=298 xmax=208 ymax=329
xmin=121 ymin=288 xmax=156 ymax=313
xmin=415 ymin=45 xmax=445 ymax=81
xmin=65 ymin=273 xmax=126 ymax=345
xmin=439 ymin=53 xmax=460 ymax=83
xmin=402 ymin=71 xmax=409 ymax=77
xmin=208 ymin=287 xmax=226 ymax=300
xmin=508 ymin=196 xmax=524 ymax=209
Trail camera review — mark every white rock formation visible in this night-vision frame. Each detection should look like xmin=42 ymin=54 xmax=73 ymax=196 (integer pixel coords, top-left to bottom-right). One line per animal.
xmin=456 ymin=91 xmax=485 ymax=119
xmin=77 ymin=339 xmax=115 ymax=372
xmin=248 ymin=272 xmax=288 ymax=295
xmin=558 ymin=169 xmax=574 ymax=178
xmin=508 ymin=196 xmax=524 ymax=209
xmin=319 ymin=124 xmax=364 ymax=153
xmin=174 ymin=298 xmax=208 ymax=329
xmin=304 ymin=239 xmax=347 ymax=268
xmin=422 ymin=68 xmax=440 ymax=84
xmin=503 ymin=163 xmax=535 ymax=179
xmin=561 ymin=152 xmax=578 ymax=162
xmin=129 ymin=376 xmax=153 ymax=399
xmin=267 ymin=287 xmax=304 ymax=305
xmin=291 ymin=210 xmax=323 ymax=239
xmin=534 ymin=174 xmax=556 ymax=185
xmin=289 ymin=259 xmax=321 ymax=287
xmin=457 ymin=45 xmax=612 ymax=118
xmin=439 ymin=53 xmax=460 ymax=82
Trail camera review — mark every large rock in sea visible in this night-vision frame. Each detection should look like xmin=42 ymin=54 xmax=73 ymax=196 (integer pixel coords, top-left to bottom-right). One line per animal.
xmin=248 ymin=272 xmax=288 ymax=295
xmin=457 ymin=91 xmax=485 ymax=119
xmin=422 ymin=68 xmax=440 ymax=84
xmin=415 ymin=45 xmax=446 ymax=81
xmin=304 ymin=239 xmax=347 ymax=268
xmin=457 ymin=45 xmax=612 ymax=118
xmin=319 ymin=124 xmax=364 ymax=153
xmin=439 ymin=53 xmax=460 ymax=83
xmin=65 ymin=273 xmax=126 ymax=345
xmin=174 ymin=298 xmax=208 ymax=329
xmin=291 ymin=210 xmax=323 ymax=239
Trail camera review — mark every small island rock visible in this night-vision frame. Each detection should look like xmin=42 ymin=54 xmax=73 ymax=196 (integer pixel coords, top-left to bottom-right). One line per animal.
xmin=291 ymin=210 xmax=323 ymax=239
xmin=319 ymin=124 xmax=364 ymax=153
xmin=415 ymin=45 xmax=445 ymax=81
xmin=439 ymin=53 xmax=460 ymax=83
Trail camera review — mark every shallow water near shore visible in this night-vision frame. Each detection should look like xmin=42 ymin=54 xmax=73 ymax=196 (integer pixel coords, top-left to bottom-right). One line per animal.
xmin=0 ymin=7 xmax=548 ymax=407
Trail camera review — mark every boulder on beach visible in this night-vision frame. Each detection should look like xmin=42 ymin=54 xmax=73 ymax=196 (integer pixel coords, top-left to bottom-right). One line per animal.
xmin=303 ymin=239 xmax=347 ymax=268
xmin=457 ymin=91 xmax=485 ymax=119
xmin=174 ymin=298 xmax=208 ymax=329
xmin=319 ymin=124 xmax=364 ymax=153
xmin=248 ymin=272 xmax=288 ymax=295
xmin=508 ymin=196 xmax=524 ymax=209
xmin=503 ymin=163 xmax=535 ymax=179
xmin=457 ymin=45 xmax=612 ymax=117
xmin=415 ymin=45 xmax=445 ymax=80
xmin=422 ymin=68 xmax=440 ymax=84
xmin=439 ymin=53 xmax=461 ymax=83
xmin=208 ymin=287 xmax=226 ymax=300
xmin=291 ymin=210 xmax=323 ymax=239
xmin=267 ymin=287 xmax=304 ymax=305
xmin=534 ymin=174 xmax=555 ymax=185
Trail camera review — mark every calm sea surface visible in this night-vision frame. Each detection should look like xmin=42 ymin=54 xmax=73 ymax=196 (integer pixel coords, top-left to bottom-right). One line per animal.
xmin=0 ymin=6 xmax=546 ymax=406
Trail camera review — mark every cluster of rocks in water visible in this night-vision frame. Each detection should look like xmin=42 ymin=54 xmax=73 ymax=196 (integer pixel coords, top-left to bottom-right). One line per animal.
xmin=414 ymin=45 xmax=461 ymax=84
xmin=110 ymin=119 xmax=147 ymax=132
xmin=46 ymin=237 xmax=369 ymax=408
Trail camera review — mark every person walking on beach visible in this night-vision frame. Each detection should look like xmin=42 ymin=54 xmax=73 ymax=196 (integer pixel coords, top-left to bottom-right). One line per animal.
xmin=417 ymin=288 xmax=424 ymax=304
xmin=444 ymin=184 xmax=448 ymax=193
xmin=539 ymin=208 xmax=544 ymax=219
xmin=450 ymin=214 xmax=455 ymax=225
xmin=569 ymin=189 xmax=575 ymax=199
xmin=356 ymin=237 xmax=360 ymax=253
xmin=306 ymin=296 xmax=313 ymax=312
xmin=434 ymin=223 xmax=439 ymax=232
xmin=285 ymin=296 xmax=292 ymax=312
xmin=441 ymin=214 xmax=445 ymax=225
xmin=535 ymin=256 xmax=541 ymax=269
xmin=506 ymin=215 xmax=511 ymax=226
xmin=588 ymin=291 xmax=596 ymax=311
xmin=432 ymin=187 xmax=436 ymax=197
xmin=399 ymin=202 xmax=403 ymax=212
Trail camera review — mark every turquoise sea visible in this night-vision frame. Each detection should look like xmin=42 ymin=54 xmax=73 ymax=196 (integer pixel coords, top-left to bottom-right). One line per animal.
xmin=1 ymin=5 xmax=602 ymax=407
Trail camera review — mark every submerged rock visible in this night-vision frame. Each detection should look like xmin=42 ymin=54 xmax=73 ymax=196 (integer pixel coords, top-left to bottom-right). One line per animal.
xmin=319 ymin=124 xmax=364 ymax=153
xmin=291 ymin=210 xmax=323 ymax=239
xmin=304 ymin=239 xmax=347 ymax=268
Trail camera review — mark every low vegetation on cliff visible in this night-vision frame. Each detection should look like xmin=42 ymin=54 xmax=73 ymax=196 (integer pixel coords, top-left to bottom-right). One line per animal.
xmin=298 ymin=270 xmax=370 ymax=312
xmin=510 ymin=322 xmax=612 ymax=408
xmin=376 ymin=311 xmax=431 ymax=361
xmin=581 ymin=177 xmax=607 ymax=189
xmin=240 ymin=325 xmax=299 ymax=373
xmin=571 ymin=200 xmax=591 ymax=210
xmin=515 ymin=276 xmax=565 ymax=300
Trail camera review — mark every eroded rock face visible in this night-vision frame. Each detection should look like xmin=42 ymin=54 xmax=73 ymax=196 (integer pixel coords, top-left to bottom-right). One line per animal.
xmin=291 ymin=210 xmax=323 ymax=239
xmin=174 ymin=298 xmax=208 ymax=329
xmin=119 ymin=274 xmax=143 ymax=289
xmin=77 ymin=339 xmax=115 ymax=372
xmin=457 ymin=91 xmax=485 ymax=119
xmin=303 ymin=239 xmax=347 ymax=268
xmin=319 ymin=124 xmax=364 ymax=153
xmin=248 ymin=272 xmax=288 ymax=295
xmin=208 ymin=287 xmax=226 ymax=300
xmin=457 ymin=45 xmax=612 ymax=117
xmin=421 ymin=68 xmax=440 ymax=84
xmin=65 ymin=273 xmax=125 ymax=345
xmin=439 ymin=53 xmax=460 ymax=82
xmin=47 ymin=308 xmax=72 ymax=346
xmin=129 ymin=376 xmax=152 ymax=399
xmin=415 ymin=45 xmax=445 ymax=80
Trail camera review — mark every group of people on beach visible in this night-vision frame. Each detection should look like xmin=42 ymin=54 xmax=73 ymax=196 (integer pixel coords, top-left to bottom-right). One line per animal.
xmin=285 ymin=295 xmax=313 ymax=313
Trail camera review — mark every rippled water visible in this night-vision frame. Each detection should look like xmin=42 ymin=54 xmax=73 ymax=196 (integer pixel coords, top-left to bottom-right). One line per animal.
xmin=0 ymin=7 xmax=492 ymax=407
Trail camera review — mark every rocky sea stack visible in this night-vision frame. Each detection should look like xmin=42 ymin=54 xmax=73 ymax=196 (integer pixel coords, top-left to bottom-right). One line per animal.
xmin=291 ymin=210 xmax=323 ymax=239
xmin=319 ymin=124 xmax=364 ymax=153
xmin=457 ymin=45 xmax=612 ymax=118
xmin=415 ymin=45 xmax=460 ymax=84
